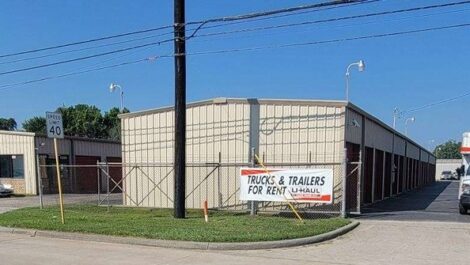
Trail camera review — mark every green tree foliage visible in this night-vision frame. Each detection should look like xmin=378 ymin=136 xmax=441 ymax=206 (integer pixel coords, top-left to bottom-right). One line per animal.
xmin=433 ymin=140 xmax=462 ymax=159
xmin=0 ymin=118 xmax=17 ymax=131
xmin=103 ymin=107 xmax=129 ymax=140
xmin=22 ymin=117 xmax=46 ymax=134
xmin=22 ymin=105 xmax=128 ymax=140
xmin=58 ymin=104 xmax=106 ymax=138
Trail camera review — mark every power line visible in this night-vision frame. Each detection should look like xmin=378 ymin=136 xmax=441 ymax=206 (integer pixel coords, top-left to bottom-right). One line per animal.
xmin=183 ymin=23 xmax=470 ymax=56
xmin=2 ymin=22 xmax=468 ymax=91
xmin=405 ymin=91 xmax=470 ymax=113
xmin=0 ymin=25 xmax=174 ymax=59
xmin=188 ymin=8 xmax=470 ymax=44
xmin=0 ymin=0 xmax=365 ymax=59
xmin=189 ymin=0 xmax=380 ymax=32
xmin=191 ymin=1 xmax=470 ymax=40
xmin=0 ymin=39 xmax=173 ymax=76
xmin=0 ymin=31 xmax=174 ymax=65
xmin=188 ymin=0 xmax=368 ymax=25
xmin=0 ymin=55 xmax=170 ymax=91
xmin=0 ymin=1 xmax=379 ymax=66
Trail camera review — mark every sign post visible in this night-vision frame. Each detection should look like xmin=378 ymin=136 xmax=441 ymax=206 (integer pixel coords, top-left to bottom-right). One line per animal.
xmin=46 ymin=112 xmax=65 ymax=224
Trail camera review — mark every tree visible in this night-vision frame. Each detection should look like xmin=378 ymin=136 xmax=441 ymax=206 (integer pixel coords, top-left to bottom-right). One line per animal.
xmin=103 ymin=107 xmax=129 ymax=140
xmin=22 ymin=117 xmax=46 ymax=134
xmin=433 ymin=140 xmax=462 ymax=159
xmin=0 ymin=118 xmax=17 ymax=131
xmin=21 ymin=104 xmax=129 ymax=139
xmin=58 ymin=104 xmax=107 ymax=139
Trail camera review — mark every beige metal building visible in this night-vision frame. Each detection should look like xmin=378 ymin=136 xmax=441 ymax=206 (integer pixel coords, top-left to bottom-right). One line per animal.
xmin=0 ymin=131 xmax=37 ymax=194
xmin=0 ymin=130 xmax=121 ymax=195
xmin=119 ymin=98 xmax=436 ymax=214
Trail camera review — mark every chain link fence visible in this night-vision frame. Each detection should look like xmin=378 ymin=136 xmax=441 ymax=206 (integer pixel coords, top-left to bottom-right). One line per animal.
xmin=94 ymin=152 xmax=352 ymax=219
xmin=35 ymin=150 xmax=358 ymax=220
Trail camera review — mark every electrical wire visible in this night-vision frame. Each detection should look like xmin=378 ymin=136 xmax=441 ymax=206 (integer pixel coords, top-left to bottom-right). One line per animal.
xmin=0 ymin=38 xmax=174 ymax=76
xmin=187 ymin=8 xmax=470 ymax=44
xmin=405 ymin=91 xmax=470 ymax=113
xmin=1 ymin=21 xmax=468 ymax=91
xmin=187 ymin=0 xmax=380 ymax=32
xmin=187 ymin=0 xmax=368 ymax=25
xmin=184 ymin=23 xmax=470 ymax=57
xmin=0 ymin=25 xmax=174 ymax=59
xmin=0 ymin=56 xmax=169 ymax=91
xmin=0 ymin=1 xmax=379 ymax=65
xmin=2 ymin=0 xmax=465 ymax=76
xmin=191 ymin=1 xmax=470 ymax=40
xmin=0 ymin=0 xmax=365 ymax=59
xmin=0 ymin=31 xmax=174 ymax=65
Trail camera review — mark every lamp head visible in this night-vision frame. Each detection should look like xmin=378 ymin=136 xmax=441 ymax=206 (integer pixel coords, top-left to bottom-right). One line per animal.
xmin=109 ymin=83 xmax=116 ymax=93
xmin=358 ymin=60 xmax=365 ymax=72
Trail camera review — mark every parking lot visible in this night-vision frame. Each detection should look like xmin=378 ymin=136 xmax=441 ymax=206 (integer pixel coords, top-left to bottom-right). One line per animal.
xmin=357 ymin=180 xmax=470 ymax=222
xmin=0 ymin=193 xmax=122 ymax=214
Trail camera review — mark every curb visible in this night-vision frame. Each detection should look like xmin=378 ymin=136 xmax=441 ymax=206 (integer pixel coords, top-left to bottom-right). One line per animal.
xmin=0 ymin=220 xmax=359 ymax=250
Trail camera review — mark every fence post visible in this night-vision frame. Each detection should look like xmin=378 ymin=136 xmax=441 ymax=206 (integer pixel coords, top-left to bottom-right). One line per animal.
xmin=250 ymin=147 xmax=257 ymax=216
xmin=357 ymin=150 xmax=362 ymax=214
xmin=97 ymin=161 xmax=101 ymax=206
xmin=341 ymin=147 xmax=348 ymax=218
xmin=106 ymin=162 xmax=110 ymax=212
xmin=35 ymin=151 xmax=44 ymax=209
xmin=217 ymin=152 xmax=222 ymax=208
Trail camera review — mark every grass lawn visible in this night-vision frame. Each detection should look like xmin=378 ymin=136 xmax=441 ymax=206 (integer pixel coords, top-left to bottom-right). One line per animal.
xmin=0 ymin=205 xmax=350 ymax=242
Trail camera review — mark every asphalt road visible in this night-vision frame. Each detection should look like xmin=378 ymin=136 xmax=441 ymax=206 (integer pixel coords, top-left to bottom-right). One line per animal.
xmin=0 ymin=182 xmax=468 ymax=264
xmin=357 ymin=180 xmax=470 ymax=222
xmin=0 ymin=193 xmax=122 ymax=214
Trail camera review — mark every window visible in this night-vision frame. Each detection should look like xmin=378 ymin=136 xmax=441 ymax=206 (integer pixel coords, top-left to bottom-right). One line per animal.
xmin=0 ymin=155 xmax=24 ymax=178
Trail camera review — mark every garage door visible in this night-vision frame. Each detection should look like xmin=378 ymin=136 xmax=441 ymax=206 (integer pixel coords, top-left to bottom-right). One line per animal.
xmin=76 ymin=156 xmax=100 ymax=193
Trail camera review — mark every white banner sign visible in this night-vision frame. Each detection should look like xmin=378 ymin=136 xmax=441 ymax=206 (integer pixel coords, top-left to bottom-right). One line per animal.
xmin=239 ymin=168 xmax=334 ymax=204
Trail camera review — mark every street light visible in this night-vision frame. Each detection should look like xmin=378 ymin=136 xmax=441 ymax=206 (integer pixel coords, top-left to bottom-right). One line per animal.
xmin=345 ymin=60 xmax=365 ymax=102
xmin=392 ymin=107 xmax=403 ymax=129
xmin=109 ymin=83 xmax=124 ymax=112
xmin=428 ymin=139 xmax=435 ymax=151
xmin=405 ymin=117 xmax=415 ymax=136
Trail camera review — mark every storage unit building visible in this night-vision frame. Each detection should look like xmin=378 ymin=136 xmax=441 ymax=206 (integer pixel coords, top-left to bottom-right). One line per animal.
xmin=0 ymin=130 xmax=122 ymax=195
xmin=119 ymin=98 xmax=436 ymax=213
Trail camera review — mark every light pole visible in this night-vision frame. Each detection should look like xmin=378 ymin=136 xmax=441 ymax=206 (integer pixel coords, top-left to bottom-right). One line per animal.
xmin=392 ymin=107 xmax=403 ymax=129
xmin=405 ymin=117 xmax=415 ymax=136
xmin=109 ymin=83 xmax=124 ymax=112
xmin=428 ymin=139 xmax=435 ymax=151
xmin=345 ymin=60 xmax=365 ymax=102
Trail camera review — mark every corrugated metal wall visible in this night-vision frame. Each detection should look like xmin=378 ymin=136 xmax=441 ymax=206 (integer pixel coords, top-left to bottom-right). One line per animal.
xmin=121 ymin=99 xmax=346 ymax=208
xmin=0 ymin=131 xmax=36 ymax=194
xmin=345 ymin=105 xmax=436 ymax=209
xmin=35 ymin=136 xmax=121 ymax=159
xmin=259 ymin=102 xmax=345 ymax=164
xmin=121 ymin=100 xmax=252 ymax=208
xmin=120 ymin=99 xmax=437 ymax=211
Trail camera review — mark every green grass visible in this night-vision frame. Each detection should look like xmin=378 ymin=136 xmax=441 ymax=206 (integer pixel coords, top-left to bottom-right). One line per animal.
xmin=0 ymin=205 xmax=350 ymax=242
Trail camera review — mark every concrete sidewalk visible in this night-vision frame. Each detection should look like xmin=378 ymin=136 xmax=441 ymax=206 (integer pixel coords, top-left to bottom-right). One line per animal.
xmin=1 ymin=219 xmax=468 ymax=265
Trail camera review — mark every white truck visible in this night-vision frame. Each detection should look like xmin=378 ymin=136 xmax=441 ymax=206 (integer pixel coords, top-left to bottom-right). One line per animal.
xmin=459 ymin=132 xmax=470 ymax=214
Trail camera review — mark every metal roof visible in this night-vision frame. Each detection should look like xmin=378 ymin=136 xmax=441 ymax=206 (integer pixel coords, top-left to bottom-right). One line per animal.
xmin=118 ymin=97 xmax=434 ymax=156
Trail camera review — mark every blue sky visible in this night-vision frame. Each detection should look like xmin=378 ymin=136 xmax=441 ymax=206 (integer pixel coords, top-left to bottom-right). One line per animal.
xmin=0 ymin=0 xmax=469 ymax=150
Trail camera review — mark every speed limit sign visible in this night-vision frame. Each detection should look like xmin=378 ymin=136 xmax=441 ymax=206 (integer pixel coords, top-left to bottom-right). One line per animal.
xmin=46 ymin=112 xmax=64 ymax=139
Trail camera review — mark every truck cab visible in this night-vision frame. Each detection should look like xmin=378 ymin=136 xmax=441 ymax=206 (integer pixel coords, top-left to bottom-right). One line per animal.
xmin=459 ymin=132 xmax=470 ymax=214
xmin=459 ymin=176 xmax=470 ymax=214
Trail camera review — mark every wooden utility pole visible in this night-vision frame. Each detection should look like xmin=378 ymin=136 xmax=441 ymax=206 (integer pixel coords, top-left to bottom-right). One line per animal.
xmin=174 ymin=0 xmax=186 ymax=219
